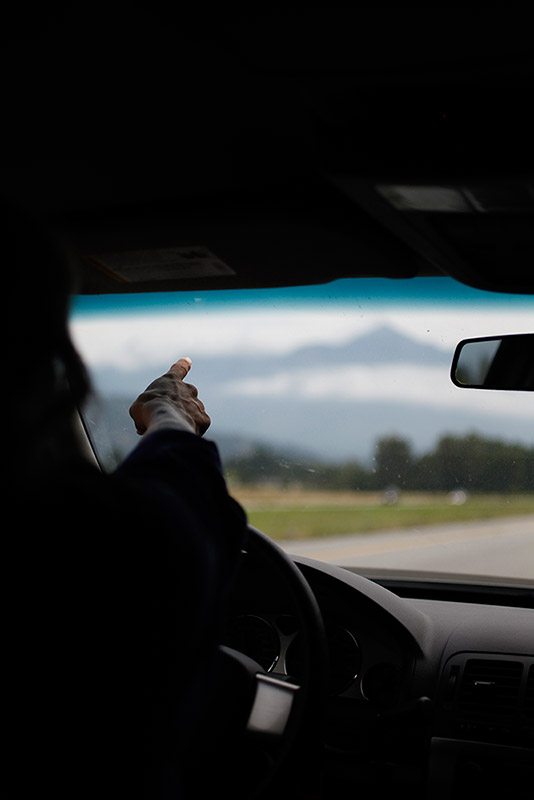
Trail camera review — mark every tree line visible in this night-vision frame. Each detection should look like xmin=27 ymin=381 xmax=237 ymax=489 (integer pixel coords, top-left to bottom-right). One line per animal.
xmin=225 ymin=433 xmax=534 ymax=493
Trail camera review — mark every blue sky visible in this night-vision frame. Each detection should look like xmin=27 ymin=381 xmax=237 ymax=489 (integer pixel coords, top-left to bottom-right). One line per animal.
xmin=71 ymin=277 xmax=534 ymax=317
xmin=70 ymin=276 xmax=534 ymax=366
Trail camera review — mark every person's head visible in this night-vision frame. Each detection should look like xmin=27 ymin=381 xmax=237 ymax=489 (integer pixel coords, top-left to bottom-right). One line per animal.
xmin=5 ymin=199 xmax=91 ymax=473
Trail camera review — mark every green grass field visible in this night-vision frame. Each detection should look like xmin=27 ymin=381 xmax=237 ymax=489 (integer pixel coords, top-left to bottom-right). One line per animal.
xmin=228 ymin=486 xmax=534 ymax=541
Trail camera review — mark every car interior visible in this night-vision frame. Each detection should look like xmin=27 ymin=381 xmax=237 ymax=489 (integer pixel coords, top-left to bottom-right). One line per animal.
xmin=3 ymin=7 xmax=533 ymax=799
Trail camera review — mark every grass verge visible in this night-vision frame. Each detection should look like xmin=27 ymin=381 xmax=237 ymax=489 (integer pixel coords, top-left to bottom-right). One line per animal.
xmin=228 ymin=487 xmax=534 ymax=541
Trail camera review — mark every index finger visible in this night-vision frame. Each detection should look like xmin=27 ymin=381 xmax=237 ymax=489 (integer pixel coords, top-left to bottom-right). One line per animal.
xmin=169 ymin=356 xmax=192 ymax=381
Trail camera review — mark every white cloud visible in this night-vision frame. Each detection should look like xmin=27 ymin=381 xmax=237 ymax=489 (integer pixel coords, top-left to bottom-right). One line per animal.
xmin=221 ymin=363 xmax=534 ymax=419
xmin=70 ymin=309 xmax=362 ymax=367
xmin=69 ymin=306 xmax=533 ymax=369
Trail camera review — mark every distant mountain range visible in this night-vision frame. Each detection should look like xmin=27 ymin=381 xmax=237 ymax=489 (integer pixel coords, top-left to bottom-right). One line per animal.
xmin=84 ymin=325 xmax=531 ymax=469
xmin=274 ymin=325 xmax=452 ymax=368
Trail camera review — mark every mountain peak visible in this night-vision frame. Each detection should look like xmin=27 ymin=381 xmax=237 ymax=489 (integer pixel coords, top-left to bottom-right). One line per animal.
xmin=283 ymin=324 xmax=450 ymax=366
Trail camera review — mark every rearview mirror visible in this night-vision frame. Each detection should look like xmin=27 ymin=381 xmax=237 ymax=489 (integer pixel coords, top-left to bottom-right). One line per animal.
xmin=451 ymin=334 xmax=534 ymax=391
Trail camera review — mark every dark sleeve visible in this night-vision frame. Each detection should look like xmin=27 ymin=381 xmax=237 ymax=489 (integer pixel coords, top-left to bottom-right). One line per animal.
xmin=111 ymin=430 xmax=248 ymax=783
xmin=6 ymin=431 xmax=247 ymax=798
xmin=114 ymin=428 xmax=247 ymax=577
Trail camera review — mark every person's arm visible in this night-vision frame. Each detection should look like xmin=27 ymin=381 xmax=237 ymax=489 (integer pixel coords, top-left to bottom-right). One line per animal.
xmin=120 ymin=356 xmax=246 ymax=552
xmin=117 ymin=354 xmax=247 ymax=596
xmin=112 ymin=357 xmax=247 ymax=782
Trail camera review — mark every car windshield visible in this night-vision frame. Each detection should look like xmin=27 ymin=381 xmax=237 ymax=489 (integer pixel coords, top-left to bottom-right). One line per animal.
xmin=70 ymin=277 xmax=534 ymax=582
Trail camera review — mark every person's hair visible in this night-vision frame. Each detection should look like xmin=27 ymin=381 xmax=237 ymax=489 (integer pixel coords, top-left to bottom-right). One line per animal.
xmin=5 ymin=199 xmax=91 ymax=474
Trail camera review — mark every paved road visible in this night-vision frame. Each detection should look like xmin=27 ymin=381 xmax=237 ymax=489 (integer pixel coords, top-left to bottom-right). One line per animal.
xmin=281 ymin=514 xmax=534 ymax=580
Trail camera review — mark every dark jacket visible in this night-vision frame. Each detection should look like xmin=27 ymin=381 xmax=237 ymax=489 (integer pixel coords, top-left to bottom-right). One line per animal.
xmin=6 ymin=430 xmax=247 ymax=798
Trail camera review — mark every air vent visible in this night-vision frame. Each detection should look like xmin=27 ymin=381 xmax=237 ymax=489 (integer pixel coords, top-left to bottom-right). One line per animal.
xmin=437 ymin=655 xmax=534 ymax=747
xmin=458 ymin=659 xmax=523 ymax=717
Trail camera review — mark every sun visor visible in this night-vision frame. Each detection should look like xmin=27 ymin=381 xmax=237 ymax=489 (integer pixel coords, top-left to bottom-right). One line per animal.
xmin=83 ymin=246 xmax=235 ymax=286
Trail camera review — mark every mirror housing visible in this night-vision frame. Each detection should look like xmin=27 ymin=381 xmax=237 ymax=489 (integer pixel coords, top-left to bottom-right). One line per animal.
xmin=451 ymin=334 xmax=534 ymax=391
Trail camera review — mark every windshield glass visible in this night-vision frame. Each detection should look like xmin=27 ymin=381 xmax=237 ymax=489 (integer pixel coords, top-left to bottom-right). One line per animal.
xmin=70 ymin=277 xmax=534 ymax=582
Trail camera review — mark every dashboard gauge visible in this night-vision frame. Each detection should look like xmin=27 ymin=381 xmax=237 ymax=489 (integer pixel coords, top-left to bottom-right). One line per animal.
xmin=224 ymin=614 xmax=280 ymax=672
xmin=326 ymin=625 xmax=361 ymax=694
xmin=285 ymin=623 xmax=361 ymax=694
xmin=361 ymin=663 xmax=402 ymax=706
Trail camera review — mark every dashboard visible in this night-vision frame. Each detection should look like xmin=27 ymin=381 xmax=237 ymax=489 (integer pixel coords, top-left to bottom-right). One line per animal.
xmin=222 ymin=545 xmax=534 ymax=797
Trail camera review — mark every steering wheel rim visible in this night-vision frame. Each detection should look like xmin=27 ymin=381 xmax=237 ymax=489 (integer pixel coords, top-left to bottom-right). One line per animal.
xmin=187 ymin=525 xmax=329 ymax=799
xmin=244 ymin=525 xmax=328 ymax=708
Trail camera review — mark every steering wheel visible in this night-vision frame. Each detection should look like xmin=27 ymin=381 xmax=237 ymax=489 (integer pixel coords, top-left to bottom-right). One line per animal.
xmin=186 ymin=525 xmax=329 ymax=799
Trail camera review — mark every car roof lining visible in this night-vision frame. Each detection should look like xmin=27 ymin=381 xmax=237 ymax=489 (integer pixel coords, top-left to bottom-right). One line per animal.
xmin=43 ymin=173 xmax=534 ymax=296
xmin=2 ymin=7 xmax=533 ymax=295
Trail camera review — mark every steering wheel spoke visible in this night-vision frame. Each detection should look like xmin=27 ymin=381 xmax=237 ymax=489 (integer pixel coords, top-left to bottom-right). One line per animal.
xmin=246 ymin=673 xmax=301 ymax=739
